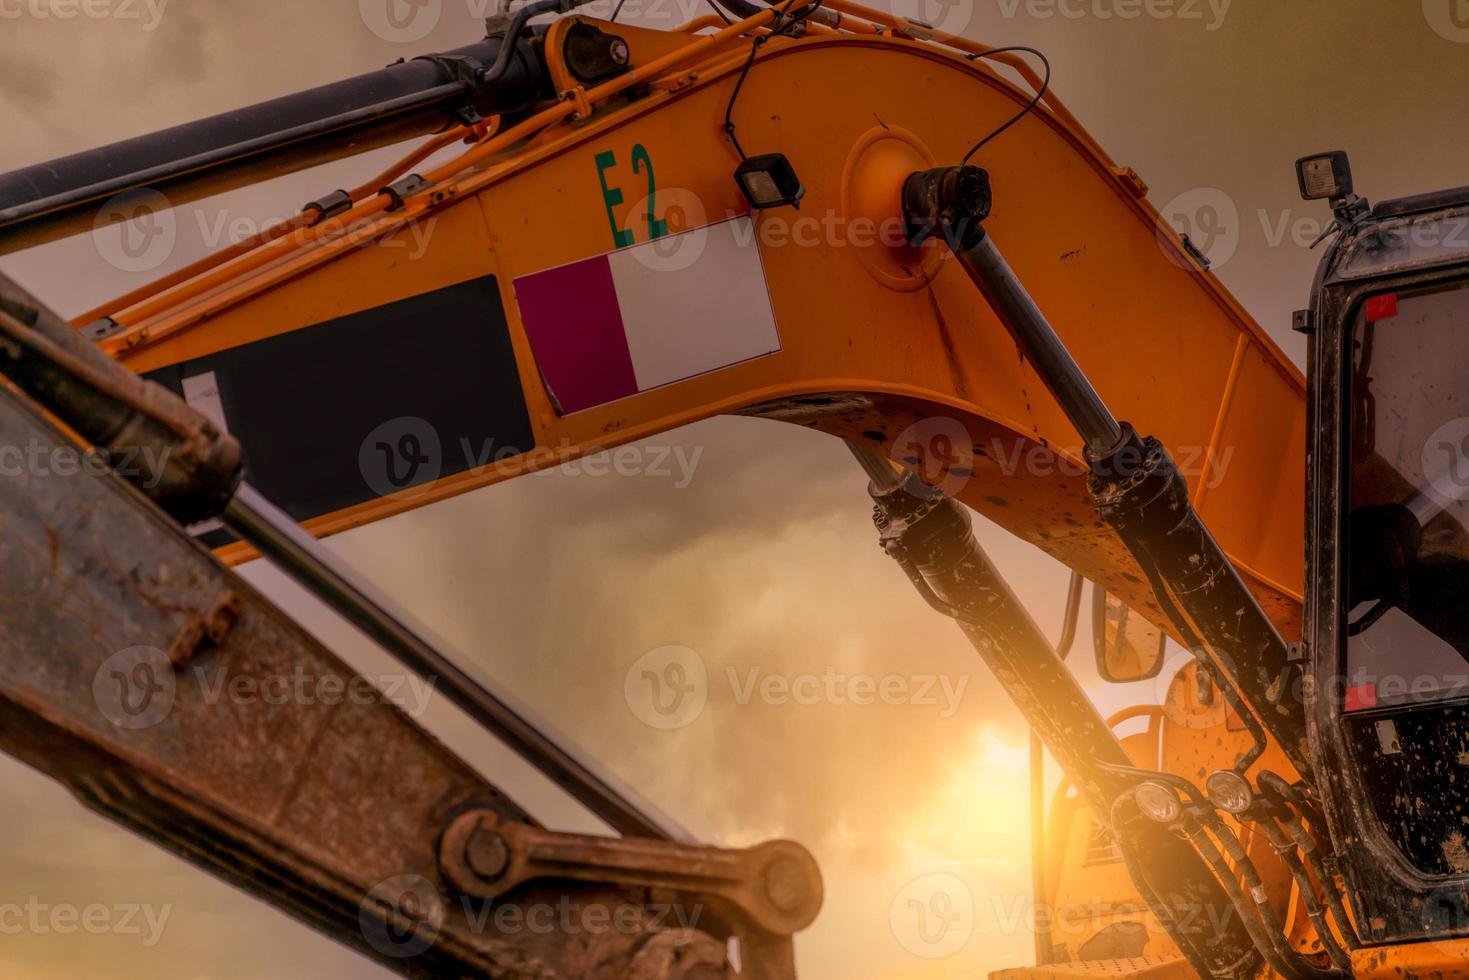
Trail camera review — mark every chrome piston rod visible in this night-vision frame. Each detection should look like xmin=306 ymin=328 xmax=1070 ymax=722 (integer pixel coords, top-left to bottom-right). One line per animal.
xmin=957 ymin=234 xmax=1124 ymax=455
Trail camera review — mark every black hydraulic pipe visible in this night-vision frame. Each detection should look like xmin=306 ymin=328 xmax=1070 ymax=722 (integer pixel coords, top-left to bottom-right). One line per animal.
xmin=1258 ymin=817 xmax=1354 ymax=972
xmin=1183 ymin=819 xmax=1339 ymax=980
xmin=0 ymin=34 xmax=555 ymax=254
xmin=1105 ymin=761 xmax=1338 ymax=979
xmin=1203 ymin=814 xmax=1342 ymax=980
xmin=849 ymin=443 xmax=1133 ymax=811
xmin=1259 ymin=770 xmax=1360 ymax=950
xmin=848 ymin=444 xmax=1257 ymax=976
xmin=1107 ymin=794 xmax=1260 ymax=980
xmin=955 ymin=234 xmax=1123 ymax=456
xmin=222 ymin=483 xmax=689 ymax=844
xmin=948 ymin=230 xmax=1313 ymax=779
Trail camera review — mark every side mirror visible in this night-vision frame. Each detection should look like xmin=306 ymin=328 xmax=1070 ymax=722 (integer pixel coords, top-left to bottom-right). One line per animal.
xmin=1092 ymin=586 xmax=1167 ymax=682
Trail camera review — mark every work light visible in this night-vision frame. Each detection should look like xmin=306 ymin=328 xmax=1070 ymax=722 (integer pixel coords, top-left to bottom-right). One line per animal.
xmin=735 ymin=153 xmax=805 ymax=210
xmin=1205 ymin=770 xmax=1254 ymax=815
xmin=1296 ymin=151 xmax=1354 ymax=202
xmin=1135 ymin=782 xmax=1183 ymax=824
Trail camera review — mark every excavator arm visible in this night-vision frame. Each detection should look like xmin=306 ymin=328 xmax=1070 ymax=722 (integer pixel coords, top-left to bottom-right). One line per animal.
xmin=17 ymin=4 xmax=1305 ymax=635
xmin=0 ymin=3 xmax=1327 ymax=977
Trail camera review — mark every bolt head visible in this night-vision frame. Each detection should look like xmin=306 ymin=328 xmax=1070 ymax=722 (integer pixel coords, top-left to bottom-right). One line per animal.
xmin=763 ymin=856 xmax=811 ymax=915
xmin=464 ymin=826 xmax=510 ymax=880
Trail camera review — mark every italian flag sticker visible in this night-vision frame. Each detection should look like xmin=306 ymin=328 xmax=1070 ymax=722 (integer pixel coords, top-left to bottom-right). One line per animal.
xmin=513 ymin=215 xmax=781 ymax=414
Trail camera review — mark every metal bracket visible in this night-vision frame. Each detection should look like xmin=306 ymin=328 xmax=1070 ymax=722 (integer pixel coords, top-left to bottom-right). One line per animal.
xmin=81 ymin=316 xmax=127 ymax=342
xmin=412 ymin=51 xmax=488 ymax=86
xmin=302 ymin=189 xmax=353 ymax=222
xmin=560 ymin=85 xmax=594 ymax=122
xmin=437 ymin=810 xmax=823 ymax=939
xmin=1180 ymin=233 xmax=1212 ymax=270
xmin=380 ymin=173 xmax=431 ymax=211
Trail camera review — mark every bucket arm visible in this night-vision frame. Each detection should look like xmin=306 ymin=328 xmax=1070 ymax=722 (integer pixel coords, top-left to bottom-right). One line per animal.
xmin=0 ymin=282 xmax=819 ymax=979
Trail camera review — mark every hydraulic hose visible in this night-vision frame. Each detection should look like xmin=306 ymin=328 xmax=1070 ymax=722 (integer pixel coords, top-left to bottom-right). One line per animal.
xmin=1258 ymin=818 xmax=1354 ymax=972
xmin=1259 ymin=771 xmax=1361 ymax=950
xmin=1102 ymin=762 xmax=1344 ymax=980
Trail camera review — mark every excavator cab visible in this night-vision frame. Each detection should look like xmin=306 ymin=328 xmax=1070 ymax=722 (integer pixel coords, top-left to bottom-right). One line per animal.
xmin=1301 ymin=151 xmax=1469 ymax=948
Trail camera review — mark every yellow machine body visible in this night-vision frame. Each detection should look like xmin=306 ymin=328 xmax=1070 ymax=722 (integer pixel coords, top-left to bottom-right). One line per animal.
xmin=66 ymin=8 xmax=1457 ymax=975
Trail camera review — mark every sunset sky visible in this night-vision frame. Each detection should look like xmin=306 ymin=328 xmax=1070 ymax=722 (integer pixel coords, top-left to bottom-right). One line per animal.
xmin=3 ymin=1 xmax=1469 ymax=977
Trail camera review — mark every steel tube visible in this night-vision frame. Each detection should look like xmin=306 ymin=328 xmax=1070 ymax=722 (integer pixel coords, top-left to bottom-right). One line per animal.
xmin=845 ymin=441 xmax=904 ymax=490
xmin=223 ymin=482 xmax=688 ymax=844
xmin=865 ymin=471 xmax=1257 ymax=975
xmin=957 ymin=233 xmax=1124 ymax=455
xmin=0 ymin=36 xmax=553 ymax=253
xmin=950 ymin=226 xmax=1311 ymax=776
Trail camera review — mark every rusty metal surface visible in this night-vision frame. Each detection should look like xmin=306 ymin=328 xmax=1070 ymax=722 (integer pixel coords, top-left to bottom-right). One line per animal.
xmin=0 ymin=271 xmax=242 ymax=524
xmin=0 ymin=379 xmax=794 ymax=978
xmin=438 ymin=810 xmax=823 ymax=936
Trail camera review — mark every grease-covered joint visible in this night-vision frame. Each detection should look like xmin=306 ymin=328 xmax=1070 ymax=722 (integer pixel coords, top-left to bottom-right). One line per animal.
xmin=1085 ymin=421 xmax=1314 ymax=781
xmin=0 ymin=272 xmax=243 ymax=526
xmin=561 ymin=21 xmax=632 ymax=83
xmin=902 ymin=165 xmax=992 ymax=250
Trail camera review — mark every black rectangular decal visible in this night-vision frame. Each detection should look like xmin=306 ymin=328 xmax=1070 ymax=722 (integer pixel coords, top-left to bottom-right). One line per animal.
xmin=147 ymin=274 xmax=534 ymax=540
